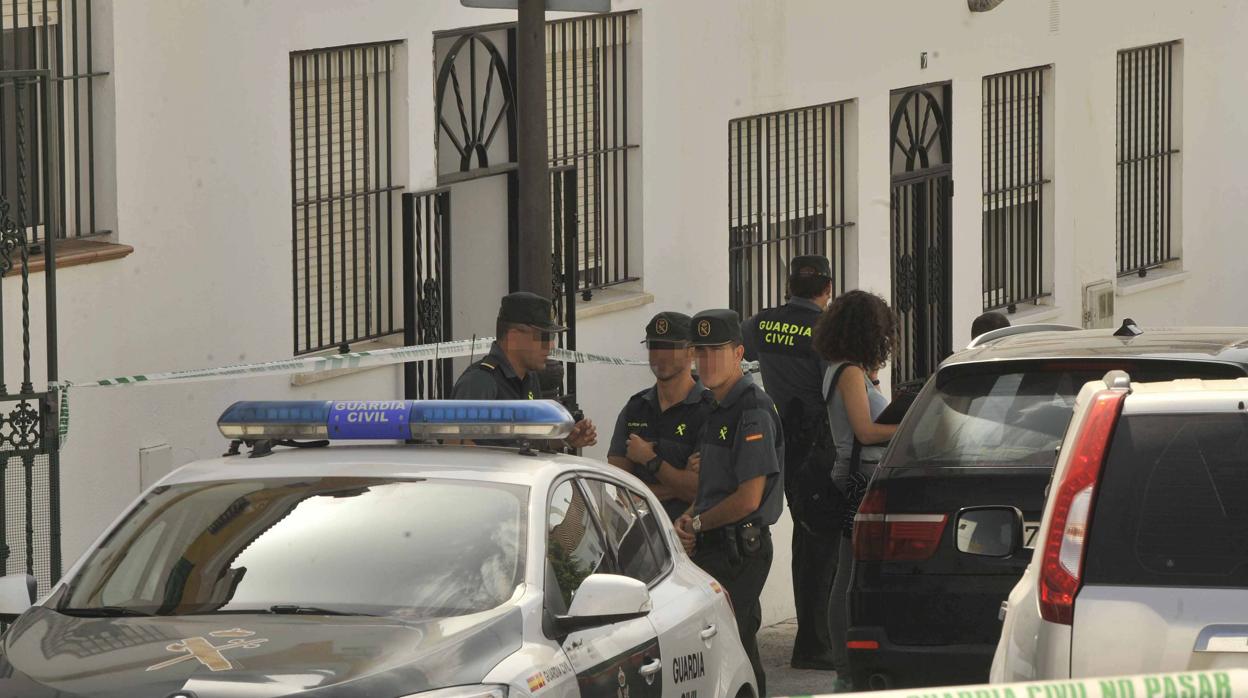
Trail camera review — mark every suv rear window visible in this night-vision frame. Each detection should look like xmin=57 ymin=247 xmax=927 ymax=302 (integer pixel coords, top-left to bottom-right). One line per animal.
xmin=888 ymin=360 xmax=1244 ymax=469
xmin=1085 ymin=413 xmax=1248 ymax=587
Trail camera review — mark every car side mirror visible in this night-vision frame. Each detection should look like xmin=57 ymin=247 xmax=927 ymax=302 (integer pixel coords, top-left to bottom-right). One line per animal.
xmin=955 ymin=506 xmax=1024 ymax=558
xmin=0 ymin=573 xmax=37 ymax=622
xmin=556 ymin=574 xmax=652 ymax=634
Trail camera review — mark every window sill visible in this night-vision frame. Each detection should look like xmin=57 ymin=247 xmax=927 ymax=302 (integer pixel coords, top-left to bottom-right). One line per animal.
xmin=3 ymin=239 xmax=133 ymax=277
xmin=289 ymin=334 xmax=404 ymax=386
xmin=575 ymin=282 xmax=654 ymax=320
xmin=1115 ymin=268 xmax=1189 ymax=297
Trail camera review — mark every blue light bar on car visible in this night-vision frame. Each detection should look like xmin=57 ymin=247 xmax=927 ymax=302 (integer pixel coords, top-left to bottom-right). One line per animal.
xmin=218 ymin=400 xmax=575 ymax=441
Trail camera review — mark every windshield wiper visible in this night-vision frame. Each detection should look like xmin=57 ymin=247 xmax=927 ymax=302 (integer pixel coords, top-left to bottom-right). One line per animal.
xmin=266 ymin=604 xmax=373 ymax=617
xmin=59 ymin=606 xmax=154 ymax=618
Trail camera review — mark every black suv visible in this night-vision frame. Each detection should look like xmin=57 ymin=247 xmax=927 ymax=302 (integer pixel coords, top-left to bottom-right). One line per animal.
xmin=845 ymin=323 xmax=1248 ymax=690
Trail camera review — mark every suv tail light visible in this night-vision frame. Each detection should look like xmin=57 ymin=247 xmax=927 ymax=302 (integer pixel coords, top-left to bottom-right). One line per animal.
xmin=853 ymin=488 xmax=949 ymax=561
xmin=1038 ymin=388 xmax=1126 ymax=625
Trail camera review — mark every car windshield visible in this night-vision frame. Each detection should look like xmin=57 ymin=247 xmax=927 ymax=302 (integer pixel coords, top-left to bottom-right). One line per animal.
xmin=61 ymin=476 xmax=528 ymax=618
xmin=888 ymin=360 xmax=1245 ymax=468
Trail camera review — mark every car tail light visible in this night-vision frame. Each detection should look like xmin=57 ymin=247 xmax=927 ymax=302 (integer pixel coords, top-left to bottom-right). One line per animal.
xmin=1038 ymin=388 xmax=1125 ymax=625
xmin=853 ymin=489 xmax=949 ymax=561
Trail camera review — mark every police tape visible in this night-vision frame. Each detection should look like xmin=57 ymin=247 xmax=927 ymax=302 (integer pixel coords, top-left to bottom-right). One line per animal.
xmin=826 ymin=670 xmax=1248 ymax=698
xmin=47 ymin=337 xmax=761 ymax=446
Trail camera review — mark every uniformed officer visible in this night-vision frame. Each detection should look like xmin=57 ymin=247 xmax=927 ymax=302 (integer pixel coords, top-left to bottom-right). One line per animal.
xmin=451 ymin=291 xmax=596 ymax=449
xmin=607 ymin=312 xmax=713 ymax=521
xmin=742 ymin=254 xmax=838 ymax=670
xmin=675 ymin=309 xmax=783 ymax=697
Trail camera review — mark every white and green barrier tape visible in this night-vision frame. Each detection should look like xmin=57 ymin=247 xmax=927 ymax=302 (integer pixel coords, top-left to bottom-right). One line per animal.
xmin=47 ymin=337 xmax=760 ymax=446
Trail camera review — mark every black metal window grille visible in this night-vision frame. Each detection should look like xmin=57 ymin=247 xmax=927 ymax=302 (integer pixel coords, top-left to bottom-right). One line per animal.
xmin=728 ymin=101 xmax=853 ymax=320
xmin=547 ymin=12 xmax=637 ymax=296
xmin=290 ymin=41 xmax=403 ymax=356
xmin=2 ymin=1 xmax=107 ymax=243
xmin=1116 ymin=41 xmax=1179 ymax=278
xmin=982 ymin=66 xmax=1050 ymax=312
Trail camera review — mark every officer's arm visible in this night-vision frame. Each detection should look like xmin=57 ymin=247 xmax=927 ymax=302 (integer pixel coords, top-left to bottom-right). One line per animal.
xmin=696 ymin=476 xmax=766 ymax=531
xmin=607 ymin=456 xmax=677 ymax=500
xmin=653 ymin=462 xmax=698 ymax=504
xmin=696 ymin=407 xmax=780 ymax=530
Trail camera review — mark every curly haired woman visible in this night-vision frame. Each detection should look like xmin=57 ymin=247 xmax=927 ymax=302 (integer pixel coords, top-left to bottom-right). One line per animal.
xmin=811 ymin=289 xmax=901 ymax=690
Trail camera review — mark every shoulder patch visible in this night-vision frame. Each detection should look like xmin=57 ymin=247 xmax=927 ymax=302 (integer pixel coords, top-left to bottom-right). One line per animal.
xmin=478 ymin=361 xmax=497 ymax=371
xmin=745 ymin=433 xmax=764 ymax=442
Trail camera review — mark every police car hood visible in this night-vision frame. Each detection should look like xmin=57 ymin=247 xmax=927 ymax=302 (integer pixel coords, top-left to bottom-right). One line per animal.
xmin=0 ymin=603 xmax=523 ymax=697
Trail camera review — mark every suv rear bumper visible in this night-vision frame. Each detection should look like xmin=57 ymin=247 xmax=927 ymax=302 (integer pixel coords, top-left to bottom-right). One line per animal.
xmin=845 ymin=626 xmax=995 ymax=689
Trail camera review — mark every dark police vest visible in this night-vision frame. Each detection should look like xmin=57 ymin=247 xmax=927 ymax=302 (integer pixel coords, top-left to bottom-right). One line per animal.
xmin=450 ymin=343 xmax=542 ymax=402
xmin=745 ymin=298 xmax=823 ymax=430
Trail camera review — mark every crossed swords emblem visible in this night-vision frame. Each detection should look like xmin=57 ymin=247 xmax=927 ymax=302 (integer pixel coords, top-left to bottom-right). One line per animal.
xmin=146 ymin=628 xmax=268 ymax=673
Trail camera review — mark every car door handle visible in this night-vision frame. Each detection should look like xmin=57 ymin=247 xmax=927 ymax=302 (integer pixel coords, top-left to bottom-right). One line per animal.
xmin=640 ymin=658 xmax=663 ymax=679
xmin=701 ymin=624 xmax=718 ymax=641
xmin=1195 ymin=625 xmax=1248 ymax=653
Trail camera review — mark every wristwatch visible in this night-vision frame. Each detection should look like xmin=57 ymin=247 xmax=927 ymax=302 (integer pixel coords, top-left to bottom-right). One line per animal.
xmin=691 ymin=514 xmax=703 ymax=533
xmin=644 ymin=455 xmax=663 ymax=476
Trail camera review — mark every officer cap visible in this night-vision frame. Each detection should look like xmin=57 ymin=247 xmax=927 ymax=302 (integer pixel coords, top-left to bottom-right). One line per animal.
xmin=789 ymin=254 xmax=833 ymax=280
xmin=641 ymin=311 xmax=692 ymax=345
xmin=497 ymin=291 xmax=567 ymax=332
xmin=689 ymin=309 xmax=742 ymax=347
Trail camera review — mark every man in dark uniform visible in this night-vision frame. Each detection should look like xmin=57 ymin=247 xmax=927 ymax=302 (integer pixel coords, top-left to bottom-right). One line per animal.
xmin=675 ymin=309 xmax=783 ymax=697
xmin=452 ymin=291 xmax=596 ymax=449
xmin=607 ymin=312 xmax=712 ymax=521
xmin=742 ymin=255 xmax=838 ymax=670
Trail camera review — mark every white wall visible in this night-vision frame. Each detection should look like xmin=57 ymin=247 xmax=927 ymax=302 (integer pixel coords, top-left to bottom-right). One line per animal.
xmin=8 ymin=0 xmax=1248 ymax=628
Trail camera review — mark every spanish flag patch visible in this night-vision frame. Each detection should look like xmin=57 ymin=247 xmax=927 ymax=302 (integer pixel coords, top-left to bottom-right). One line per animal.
xmin=745 ymin=433 xmax=764 ymax=442
xmin=527 ymin=673 xmax=547 ymax=693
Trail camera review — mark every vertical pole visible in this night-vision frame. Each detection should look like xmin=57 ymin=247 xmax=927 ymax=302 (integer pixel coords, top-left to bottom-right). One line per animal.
xmin=563 ymin=170 xmax=578 ymax=399
xmin=517 ymin=0 xmax=552 ymax=295
xmin=402 ymin=193 xmax=417 ymax=399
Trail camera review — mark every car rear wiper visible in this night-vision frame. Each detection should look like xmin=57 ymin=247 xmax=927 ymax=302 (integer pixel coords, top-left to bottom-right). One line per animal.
xmin=59 ymin=606 xmax=154 ymax=617
xmin=266 ymin=604 xmax=374 ymax=617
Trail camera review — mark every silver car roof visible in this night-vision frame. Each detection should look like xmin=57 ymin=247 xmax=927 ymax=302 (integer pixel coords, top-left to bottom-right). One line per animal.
xmin=943 ymin=326 xmax=1248 ymax=369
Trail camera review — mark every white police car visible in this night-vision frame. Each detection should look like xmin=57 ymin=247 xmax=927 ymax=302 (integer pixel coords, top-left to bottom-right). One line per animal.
xmin=0 ymin=400 xmax=756 ymax=698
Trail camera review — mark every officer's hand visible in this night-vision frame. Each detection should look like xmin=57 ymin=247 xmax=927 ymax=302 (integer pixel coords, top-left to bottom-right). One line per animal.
xmin=625 ymin=434 xmax=657 ymax=465
xmin=674 ymin=515 xmax=697 ymax=554
xmin=566 ymin=418 xmax=597 ymax=449
xmin=687 ymin=452 xmax=701 ymax=473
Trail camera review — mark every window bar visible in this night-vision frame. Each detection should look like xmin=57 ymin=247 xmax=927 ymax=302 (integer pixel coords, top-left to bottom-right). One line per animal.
xmin=618 ymin=15 xmax=629 ymax=283
xmin=1116 ymin=52 xmax=1124 ymax=275
xmin=350 ymin=49 xmax=360 ymax=341
xmin=338 ymin=50 xmax=347 ymax=348
xmin=86 ymin=0 xmax=96 ymax=235
xmin=1158 ymin=45 xmax=1168 ymax=264
xmin=1011 ymin=71 xmax=1020 ymax=308
xmin=758 ymin=116 xmax=767 ymax=315
xmin=362 ymin=48 xmax=372 ymax=338
xmin=0 ymin=13 xmax=5 ymax=207
xmin=385 ymin=46 xmax=393 ymax=331
xmin=773 ymin=113 xmax=783 ymax=308
xmin=314 ymin=53 xmax=324 ymax=350
xmin=71 ymin=0 xmax=81 ymax=238
xmin=373 ymin=46 xmax=382 ymax=335
xmin=1151 ymin=45 xmax=1161 ymax=268
xmin=1133 ymin=48 xmax=1142 ymax=274
xmin=300 ymin=54 xmax=311 ymax=353
xmin=837 ymin=103 xmax=847 ymax=293
xmin=290 ymin=55 xmax=298 ymax=353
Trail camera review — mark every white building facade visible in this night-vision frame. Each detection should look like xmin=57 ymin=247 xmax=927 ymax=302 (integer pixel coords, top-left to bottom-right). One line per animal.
xmin=2 ymin=0 xmax=1247 ymax=624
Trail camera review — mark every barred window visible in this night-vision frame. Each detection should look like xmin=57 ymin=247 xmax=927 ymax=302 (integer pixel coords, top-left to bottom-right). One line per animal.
xmin=547 ymin=12 xmax=637 ymax=295
xmin=1 ymin=1 xmax=108 ymax=242
xmin=729 ymin=101 xmax=855 ymax=320
xmin=981 ymin=66 xmax=1051 ymax=313
xmin=1116 ymin=41 xmax=1180 ymax=278
xmin=290 ymin=42 xmax=403 ymax=355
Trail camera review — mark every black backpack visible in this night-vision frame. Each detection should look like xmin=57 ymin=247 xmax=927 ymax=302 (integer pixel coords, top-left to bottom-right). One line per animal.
xmin=784 ymin=363 xmax=861 ymax=537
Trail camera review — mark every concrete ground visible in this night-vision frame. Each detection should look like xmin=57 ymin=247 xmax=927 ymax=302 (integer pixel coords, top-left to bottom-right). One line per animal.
xmin=759 ymin=618 xmax=842 ymax=697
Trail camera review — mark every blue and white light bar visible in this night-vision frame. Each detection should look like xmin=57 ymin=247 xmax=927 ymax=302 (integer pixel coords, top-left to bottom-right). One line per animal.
xmin=218 ymin=399 xmax=575 ymax=441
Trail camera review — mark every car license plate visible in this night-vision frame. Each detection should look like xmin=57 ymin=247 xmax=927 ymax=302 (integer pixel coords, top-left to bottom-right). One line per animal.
xmin=1023 ymin=522 xmax=1041 ymax=549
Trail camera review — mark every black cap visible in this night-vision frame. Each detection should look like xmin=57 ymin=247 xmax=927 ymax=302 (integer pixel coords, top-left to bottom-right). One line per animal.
xmin=789 ymin=255 xmax=833 ymax=280
xmin=497 ymin=292 xmax=567 ymax=332
xmin=642 ymin=311 xmax=692 ymax=344
xmin=689 ymin=309 xmax=742 ymax=346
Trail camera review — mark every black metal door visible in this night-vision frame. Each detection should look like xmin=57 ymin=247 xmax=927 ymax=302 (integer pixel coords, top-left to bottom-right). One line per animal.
xmin=401 ymin=189 xmax=453 ymax=399
xmin=0 ymin=70 xmax=62 ymax=595
xmin=890 ymin=83 xmax=953 ymax=386
xmin=548 ymin=165 xmax=579 ymax=402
